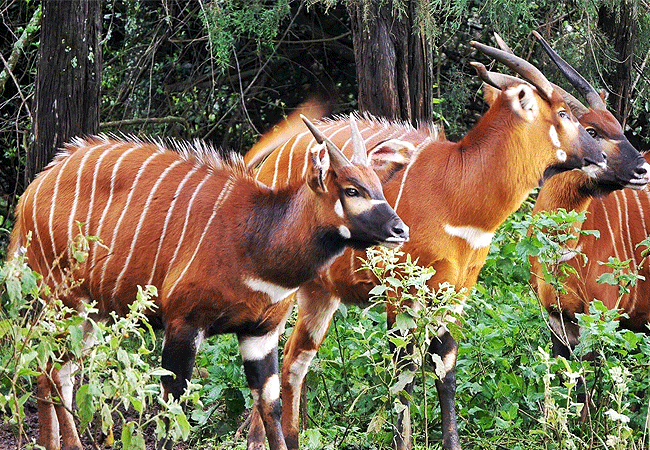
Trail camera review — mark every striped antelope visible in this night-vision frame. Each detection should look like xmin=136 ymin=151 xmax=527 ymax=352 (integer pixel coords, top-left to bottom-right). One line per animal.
xmin=8 ymin=117 xmax=409 ymax=450
xmin=242 ymin=41 xmax=607 ymax=450
xmin=522 ymin=32 xmax=650 ymax=357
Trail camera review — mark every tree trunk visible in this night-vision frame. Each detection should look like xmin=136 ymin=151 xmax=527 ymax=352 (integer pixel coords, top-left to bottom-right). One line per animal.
xmin=349 ymin=1 xmax=434 ymax=125
xmin=597 ymin=0 xmax=637 ymax=127
xmin=29 ymin=0 xmax=102 ymax=182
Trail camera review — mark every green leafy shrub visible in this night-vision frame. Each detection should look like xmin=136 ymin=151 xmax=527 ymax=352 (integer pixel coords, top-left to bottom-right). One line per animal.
xmin=0 ymin=236 xmax=197 ymax=449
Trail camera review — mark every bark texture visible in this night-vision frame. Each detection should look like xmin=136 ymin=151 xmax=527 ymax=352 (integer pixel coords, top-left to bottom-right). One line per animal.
xmin=349 ymin=1 xmax=434 ymax=125
xmin=30 ymin=0 xmax=102 ymax=182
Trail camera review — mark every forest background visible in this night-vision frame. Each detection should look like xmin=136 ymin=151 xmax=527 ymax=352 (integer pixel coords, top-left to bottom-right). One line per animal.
xmin=1 ymin=0 xmax=650 ymax=449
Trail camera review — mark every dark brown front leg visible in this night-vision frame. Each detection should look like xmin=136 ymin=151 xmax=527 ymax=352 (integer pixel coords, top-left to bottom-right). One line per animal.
xmin=429 ymin=331 xmax=461 ymax=450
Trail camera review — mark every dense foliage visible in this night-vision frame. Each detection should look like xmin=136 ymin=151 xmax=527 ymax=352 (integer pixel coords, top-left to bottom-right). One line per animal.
xmin=1 ymin=1 xmax=650 ymax=449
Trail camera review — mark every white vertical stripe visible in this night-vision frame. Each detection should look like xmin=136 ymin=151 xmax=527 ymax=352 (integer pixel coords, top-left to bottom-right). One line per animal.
xmin=88 ymin=143 xmax=129 ymax=267
xmin=612 ymin=194 xmax=629 ymax=263
xmin=91 ymin=144 xmax=143 ymax=304
xmin=146 ymin=165 xmax=201 ymax=285
xmin=601 ymin=198 xmax=621 ymax=261
xmin=68 ymin=143 xmax=104 ymax=249
xmin=112 ymin=159 xmax=183 ymax=298
xmin=394 ymin=138 xmax=429 ymax=211
xmin=632 ymin=191 xmax=648 ymax=238
xmin=48 ymin=149 xmax=77 ymax=280
xmin=99 ymin=150 xmax=162 ymax=297
xmin=163 ymin=171 xmax=212 ymax=290
xmin=167 ymin=177 xmax=236 ymax=297
xmin=29 ymin=168 xmax=58 ymax=282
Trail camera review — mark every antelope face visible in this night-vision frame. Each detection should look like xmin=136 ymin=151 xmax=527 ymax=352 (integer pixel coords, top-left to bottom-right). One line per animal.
xmin=304 ymin=116 xmax=409 ymax=250
xmin=331 ymin=163 xmax=409 ymax=250
xmin=579 ymin=112 xmax=650 ymax=192
xmin=538 ymin=98 xmax=607 ymax=181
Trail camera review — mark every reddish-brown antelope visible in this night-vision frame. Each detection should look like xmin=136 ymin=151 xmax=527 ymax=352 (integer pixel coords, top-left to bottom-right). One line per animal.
xmin=8 ymin=117 xmax=409 ymax=450
xmin=523 ymin=32 xmax=650 ymax=358
xmin=242 ymin=40 xmax=608 ymax=450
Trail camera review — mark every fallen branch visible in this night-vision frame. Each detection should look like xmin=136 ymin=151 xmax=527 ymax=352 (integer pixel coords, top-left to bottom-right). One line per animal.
xmin=100 ymin=116 xmax=191 ymax=130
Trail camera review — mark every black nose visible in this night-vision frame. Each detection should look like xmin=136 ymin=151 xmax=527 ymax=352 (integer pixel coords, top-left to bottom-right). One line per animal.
xmin=391 ymin=218 xmax=409 ymax=241
xmin=634 ymin=165 xmax=647 ymax=177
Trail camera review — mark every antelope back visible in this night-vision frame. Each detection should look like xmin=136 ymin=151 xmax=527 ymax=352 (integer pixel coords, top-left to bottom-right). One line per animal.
xmin=11 ymin=133 xmax=407 ymax=314
xmin=11 ymin=137 xmax=257 ymax=313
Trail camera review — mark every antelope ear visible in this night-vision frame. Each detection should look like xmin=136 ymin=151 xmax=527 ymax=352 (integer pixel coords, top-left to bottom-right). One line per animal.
xmin=599 ymin=88 xmax=609 ymax=104
xmin=306 ymin=144 xmax=329 ymax=193
xmin=368 ymin=139 xmax=416 ymax=183
xmin=505 ymin=84 xmax=539 ymax=122
xmin=482 ymin=83 xmax=501 ymax=106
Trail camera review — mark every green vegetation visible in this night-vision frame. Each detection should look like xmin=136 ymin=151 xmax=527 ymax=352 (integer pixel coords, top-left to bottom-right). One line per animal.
xmin=1 ymin=205 xmax=648 ymax=449
xmin=2 ymin=1 xmax=650 ymax=449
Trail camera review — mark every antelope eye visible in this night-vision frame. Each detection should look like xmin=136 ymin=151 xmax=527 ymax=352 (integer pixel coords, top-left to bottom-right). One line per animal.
xmin=344 ymin=187 xmax=360 ymax=197
xmin=558 ymin=110 xmax=570 ymax=120
xmin=586 ymin=128 xmax=599 ymax=138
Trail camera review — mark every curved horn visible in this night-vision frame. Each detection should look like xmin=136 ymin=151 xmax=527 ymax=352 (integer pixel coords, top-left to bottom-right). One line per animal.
xmin=493 ymin=32 xmax=514 ymax=54
xmin=349 ymin=114 xmax=368 ymax=165
xmin=532 ymin=30 xmax=606 ymax=110
xmin=470 ymin=40 xmax=555 ymax=101
xmin=472 ymin=55 xmax=589 ymax=118
xmin=301 ymin=114 xmax=352 ymax=169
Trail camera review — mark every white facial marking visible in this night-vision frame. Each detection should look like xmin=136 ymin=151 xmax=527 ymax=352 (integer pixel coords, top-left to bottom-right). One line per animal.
xmin=582 ymin=163 xmax=603 ymax=178
xmin=444 ymin=224 xmax=494 ymax=249
xmin=338 ymin=225 xmax=352 ymax=239
xmin=262 ymin=374 xmax=281 ymax=403
xmin=370 ymin=199 xmax=388 ymax=206
xmin=556 ymin=149 xmax=567 ymax=162
xmin=244 ymin=277 xmax=298 ymax=304
xmin=549 ymin=125 xmax=562 ymax=148
xmin=334 ymin=199 xmax=344 ymax=218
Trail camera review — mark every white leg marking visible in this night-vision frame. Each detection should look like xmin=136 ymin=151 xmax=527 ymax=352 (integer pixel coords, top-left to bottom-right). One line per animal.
xmin=239 ymin=332 xmax=280 ymax=362
xmin=436 ymin=302 xmax=465 ymax=338
xmin=262 ymin=374 xmax=281 ymax=403
xmin=444 ymin=224 xmax=495 ymax=249
xmin=58 ymin=361 xmax=78 ymax=410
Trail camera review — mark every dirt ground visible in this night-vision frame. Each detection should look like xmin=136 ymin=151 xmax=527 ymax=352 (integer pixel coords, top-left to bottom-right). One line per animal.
xmin=0 ymin=398 xmax=193 ymax=450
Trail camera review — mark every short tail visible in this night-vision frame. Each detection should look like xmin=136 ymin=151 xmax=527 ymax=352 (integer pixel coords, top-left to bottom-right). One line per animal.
xmin=244 ymin=94 xmax=331 ymax=169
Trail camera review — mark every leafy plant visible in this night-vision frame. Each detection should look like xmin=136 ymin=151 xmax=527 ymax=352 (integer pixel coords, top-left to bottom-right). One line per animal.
xmin=0 ymin=234 xmax=197 ymax=449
